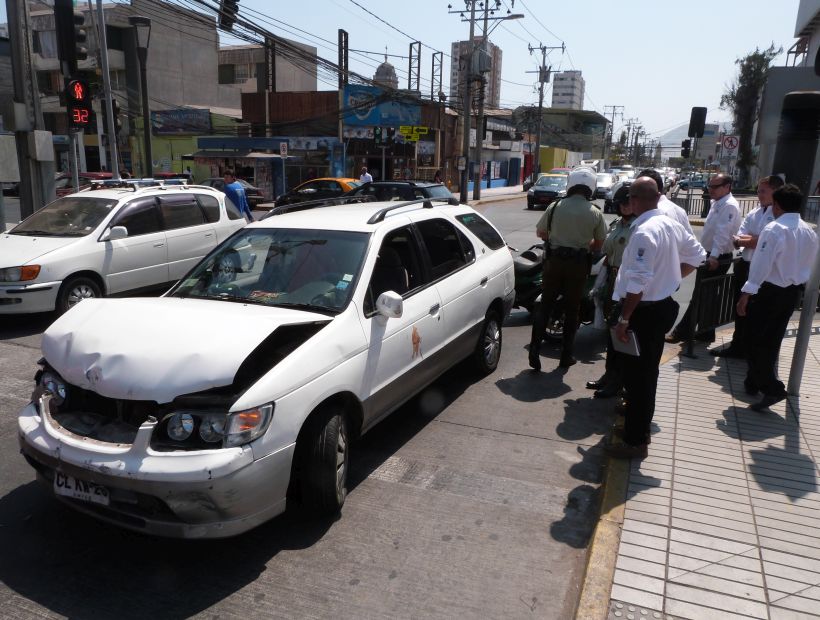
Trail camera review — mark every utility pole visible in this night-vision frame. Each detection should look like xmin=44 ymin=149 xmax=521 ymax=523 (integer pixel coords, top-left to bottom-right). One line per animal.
xmin=449 ymin=2 xmax=477 ymax=203
xmin=472 ymin=2 xmax=491 ymax=201
xmin=7 ymin=0 xmax=51 ymax=218
xmin=602 ymin=105 xmax=623 ymax=167
xmin=526 ymin=42 xmax=562 ymax=182
xmin=96 ymin=0 xmax=120 ymax=180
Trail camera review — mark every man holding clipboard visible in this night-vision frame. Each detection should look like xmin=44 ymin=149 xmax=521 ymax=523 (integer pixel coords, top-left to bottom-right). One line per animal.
xmin=608 ymin=177 xmax=707 ymax=458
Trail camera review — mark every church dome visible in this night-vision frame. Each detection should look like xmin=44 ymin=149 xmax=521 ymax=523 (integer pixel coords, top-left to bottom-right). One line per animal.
xmin=373 ymin=60 xmax=398 ymax=89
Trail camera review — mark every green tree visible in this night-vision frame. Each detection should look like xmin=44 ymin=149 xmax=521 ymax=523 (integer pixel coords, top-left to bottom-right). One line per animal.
xmin=720 ymin=43 xmax=781 ymax=187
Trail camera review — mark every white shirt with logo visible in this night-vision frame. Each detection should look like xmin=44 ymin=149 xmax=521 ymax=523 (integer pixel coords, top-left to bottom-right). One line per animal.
xmin=737 ymin=203 xmax=775 ymax=263
xmin=701 ymin=193 xmax=741 ymax=257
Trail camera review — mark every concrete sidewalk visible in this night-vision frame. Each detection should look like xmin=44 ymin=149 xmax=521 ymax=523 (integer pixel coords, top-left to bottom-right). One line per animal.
xmin=579 ymin=321 xmax=820 ymax=620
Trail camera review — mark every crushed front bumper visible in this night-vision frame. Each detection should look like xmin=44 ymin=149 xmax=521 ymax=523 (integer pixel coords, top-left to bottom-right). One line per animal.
xmin=18 ymin=400 xmax=295 ymax=538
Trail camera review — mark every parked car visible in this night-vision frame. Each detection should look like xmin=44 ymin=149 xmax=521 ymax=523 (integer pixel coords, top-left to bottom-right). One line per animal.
xmin=274 ymin=177 xmax=361 ymax=207
xmin=526 ymin=173 xmax=568 ymax=209
xmin=678 ymin=172 xmax=716 ymax=191
xmin=199 ymin=177 xmax=265 ymax=208
xmin=343 ymin=180 xmax=453 ymax=202
xmin=0 ymin=184 xmax=246 ymax=314
xmin=548 ymin=167 xmax=572 ymax=175
xmin=18 ymin=196 xmax=515 ymax=538
xmin=594 ymin=172 xmax=616 ymax=199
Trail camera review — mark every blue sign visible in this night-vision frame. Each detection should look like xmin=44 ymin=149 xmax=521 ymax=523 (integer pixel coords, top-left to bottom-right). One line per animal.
xmin=152 ymin=109 xmax=212 ymax=135
xmin=343 ymin=85 xmax=420 ymax=127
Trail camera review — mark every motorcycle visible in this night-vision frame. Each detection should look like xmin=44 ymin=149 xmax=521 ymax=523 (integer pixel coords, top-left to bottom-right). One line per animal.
xmin=512 ymin=243 xmax=604 ymax=342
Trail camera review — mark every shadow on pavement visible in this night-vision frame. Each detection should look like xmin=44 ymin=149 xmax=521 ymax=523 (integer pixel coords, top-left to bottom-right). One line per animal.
xmin=0 ymin=312 xmax=56 ymax=341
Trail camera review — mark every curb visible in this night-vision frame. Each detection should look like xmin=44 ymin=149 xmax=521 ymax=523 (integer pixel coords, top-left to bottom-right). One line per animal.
xmin=573 ymin=328 xmax=733 ymax=619
xmin=466 ymin=192 xmax=524 ymax=207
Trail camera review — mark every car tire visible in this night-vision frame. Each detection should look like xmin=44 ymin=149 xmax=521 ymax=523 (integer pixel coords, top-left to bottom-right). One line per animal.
xmin=299 ymin=407 xmax=349 ymax=516
xmin=57 ymin=276 xmax=101 ymax=314
xmin=473 ymin=309 xmax=502 ymax=375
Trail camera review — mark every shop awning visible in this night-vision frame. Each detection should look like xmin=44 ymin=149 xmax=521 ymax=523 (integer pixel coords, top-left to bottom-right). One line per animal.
xmin=192 ymin=150 xmax=252 ymax=158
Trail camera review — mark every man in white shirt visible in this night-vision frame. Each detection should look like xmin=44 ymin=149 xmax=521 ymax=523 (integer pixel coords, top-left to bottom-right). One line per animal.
xmin=608 ymin=177 xmax=706 ymax=458
xmin=667 ymin=173 xmax=740 ymax=344
xmin=360 ymin=167 xmax=373 ymax=183
xmin=639 ymin=169 xmax=693 ymax=235
xmin=737 ymin=184 xmax=819 ymax=411
xmin=711 ymin=175 xmax=783 ymax=358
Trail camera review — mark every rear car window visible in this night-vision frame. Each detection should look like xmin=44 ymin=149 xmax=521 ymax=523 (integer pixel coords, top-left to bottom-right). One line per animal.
xmin=416 ymin=218 xmax=468 ymax=280
xmin=224 ymin=198 xmax=243 ymax=220
xmin=159 ymin=195 xmax=205 ymax=230
xmin=425 ymin=185 xmax=452 ymax=199
xmin=455 ymin=213 xmax=505 ymax=250
xmin=196 ymin=194 xmax=221 ymax=223
xmin=113 ymin=197 xmax=162 ymax=236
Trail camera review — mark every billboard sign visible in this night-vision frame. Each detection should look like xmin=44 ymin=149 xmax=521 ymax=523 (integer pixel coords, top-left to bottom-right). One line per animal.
xmin=343 ymin=85 xmax=420 ymax=127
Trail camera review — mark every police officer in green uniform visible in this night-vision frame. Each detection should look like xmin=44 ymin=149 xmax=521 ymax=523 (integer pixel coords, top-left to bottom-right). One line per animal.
xmin=529 ymin=167 xmax=608 ymax=370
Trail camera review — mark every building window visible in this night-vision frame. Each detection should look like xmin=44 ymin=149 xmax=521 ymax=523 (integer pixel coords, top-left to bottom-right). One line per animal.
xmin=33 ymin=30 xmax=57 ymax=58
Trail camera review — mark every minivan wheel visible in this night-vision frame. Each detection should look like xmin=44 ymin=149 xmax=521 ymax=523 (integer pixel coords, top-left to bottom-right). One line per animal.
xmin=57 ymin=276 xmax=101 ymax=314
xmin=473 ymin=310 xmax=502 ymax=375
xmin=300 ymin=407 xmax=349 ymax=516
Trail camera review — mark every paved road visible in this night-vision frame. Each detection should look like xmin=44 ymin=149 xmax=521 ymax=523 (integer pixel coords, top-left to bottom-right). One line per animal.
xmin=0 ymin=196 xmax=626 ymax=619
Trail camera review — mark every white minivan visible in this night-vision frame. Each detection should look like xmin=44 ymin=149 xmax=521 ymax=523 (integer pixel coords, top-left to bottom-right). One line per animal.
xmin=0 ymin=185 xmax=247 ymax=313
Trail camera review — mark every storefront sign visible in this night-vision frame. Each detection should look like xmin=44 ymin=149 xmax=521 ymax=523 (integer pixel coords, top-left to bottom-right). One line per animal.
xmin=343 ymin=85 xmax=421 ymax=127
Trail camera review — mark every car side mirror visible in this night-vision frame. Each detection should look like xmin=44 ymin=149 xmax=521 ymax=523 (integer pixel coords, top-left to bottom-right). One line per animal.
xmin=104 ymin=225 xmax=128 ymax=241
xmin=376 ymin=291 xmax=403 ymax=318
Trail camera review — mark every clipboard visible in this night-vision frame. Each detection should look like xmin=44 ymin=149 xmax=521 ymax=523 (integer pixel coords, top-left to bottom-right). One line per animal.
xmin=610 ymin=327 xmax=640 ymax=356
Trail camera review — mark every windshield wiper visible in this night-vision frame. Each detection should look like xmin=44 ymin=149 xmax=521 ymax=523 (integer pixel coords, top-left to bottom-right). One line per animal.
xmin=274 ymin=302 xmax=340 ymax=315
xmin=10 ymin=230 xmax=58 ymax=236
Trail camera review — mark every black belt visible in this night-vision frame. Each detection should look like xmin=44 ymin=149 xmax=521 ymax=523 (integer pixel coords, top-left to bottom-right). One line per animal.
xmin=549 ymin=246 xmax=589 ymax=259
xmin=637 ymin=296 xmax=673 ymax=307
xmin=760 ymin=282 xmax=803 ymax=291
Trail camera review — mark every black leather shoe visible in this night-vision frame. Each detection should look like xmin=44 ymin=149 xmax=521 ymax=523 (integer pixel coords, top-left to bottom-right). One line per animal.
xmin=750 ymin=391 xmax=787 ymax=411
xmin=586 ymin=379 xmax=608 ymax=390
xmin=743 ymin=379 xmax=759 ymax=395
xmin=528 ymin=348 xmax=541 ymax=371
xmin=558 ymin=356 xmax=576 ymax=369
xmin=710 ymin=346 xmax=745 ymax=358
xmin=594 ymin=385 xmax=620 ymax=399
xmin=664 ymin=333 xmax=683 ymax=344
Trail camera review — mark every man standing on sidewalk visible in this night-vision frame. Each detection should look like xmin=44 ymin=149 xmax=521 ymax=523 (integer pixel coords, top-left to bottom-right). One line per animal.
xmin=666 ymin=173 xmax=740 ymax=344
xmin=609 ymin=177 xmax=706 ymax=458
xmin=222 ymin=169 xmax=254 ymax=222
xmin=736 ymin=184 xmax=819 ymax=411
xmin=529 ymin=167 xmax=607 ymax=370
xmin=711 ymin=175 xmax=783 ymax=358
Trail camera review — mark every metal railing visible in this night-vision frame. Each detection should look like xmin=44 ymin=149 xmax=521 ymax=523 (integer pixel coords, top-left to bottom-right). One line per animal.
xmin=685 ymin=268 xmax=738 ymax=356
xmin=671 ymin=193 xmax=759 ymax=217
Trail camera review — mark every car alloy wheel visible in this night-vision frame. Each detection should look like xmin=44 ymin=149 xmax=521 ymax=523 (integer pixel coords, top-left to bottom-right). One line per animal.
xmin=474 ymin=310 xmax=502 ymax=374
xmin=57 ymin=276 xmax=102 ymax=314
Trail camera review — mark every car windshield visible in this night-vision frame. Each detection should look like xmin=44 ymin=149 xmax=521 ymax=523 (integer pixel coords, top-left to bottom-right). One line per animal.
xmin=10 ymin=196 xmax=118 ymax=237
xmin=169 ymin=228 xmax=370 ymax=313
xmin=425 ymin=185 xmax=453 ymax=198
xmin=535 ymin=176 xmax=567 ymax=189
xmin=597 ymin=174 xmax=612 ymax=183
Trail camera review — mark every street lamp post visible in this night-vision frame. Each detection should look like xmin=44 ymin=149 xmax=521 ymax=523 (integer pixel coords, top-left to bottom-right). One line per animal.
xmin=129 ymin=16 xmax=152 ymax=178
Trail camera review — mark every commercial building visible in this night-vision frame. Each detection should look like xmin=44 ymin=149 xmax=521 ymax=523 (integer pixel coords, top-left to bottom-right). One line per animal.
xmin=449 ymin=38 xmax=502 ymax=108
xmin=217 ymin=42 xmax=318 ymax=93
xmin=551 ymin=70 xmax=585 ymax=110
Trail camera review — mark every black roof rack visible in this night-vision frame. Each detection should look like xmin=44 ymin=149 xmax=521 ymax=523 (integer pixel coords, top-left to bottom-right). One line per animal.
xmin=260 ymin=195 xmax=377 ymax=219
xmin=366 ymin=196 xmax=459 ymax=224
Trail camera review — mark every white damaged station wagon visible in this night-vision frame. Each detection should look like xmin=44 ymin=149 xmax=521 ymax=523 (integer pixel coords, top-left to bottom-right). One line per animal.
xmin=18 ymin=198 xmax=515 ymax=538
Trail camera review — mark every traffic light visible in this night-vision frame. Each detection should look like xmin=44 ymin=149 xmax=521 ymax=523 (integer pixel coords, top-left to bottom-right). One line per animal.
xmin=112 ymin=99 xmax=122 ymax=133
xmin=66 ymin=79 xmax=93 ymax=130
xmin=218 ymin=0 xmax=239 ymax=32
xmin=681 ymin=139 xmax=691 ymax=158
xmin=54 ymin=0 xmax=87 ymax=77
xmin=386 ymin=127 xmax=396 ymax=142
xmin=374 ymin=126 xmax=384 ymax=144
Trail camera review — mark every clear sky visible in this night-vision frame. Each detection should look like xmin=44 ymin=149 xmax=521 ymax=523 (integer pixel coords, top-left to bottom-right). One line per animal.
xmin=4 ymin=0 xmax=802 ymax=147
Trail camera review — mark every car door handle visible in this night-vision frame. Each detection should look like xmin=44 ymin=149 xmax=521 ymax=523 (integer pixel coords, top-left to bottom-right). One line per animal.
xmin=480 ymin=277 xmax=488 ymax=286
xmin=429 ymin=303 xmax=440 ymax=315
xmin=153 ymin=242 xmax=165 ymax=248
xmin=204 ymin=232 xmax=213 ymax=238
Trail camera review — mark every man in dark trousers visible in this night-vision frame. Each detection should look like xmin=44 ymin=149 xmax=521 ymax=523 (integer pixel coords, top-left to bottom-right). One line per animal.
xmin=529 ymin=167 xmax=608 ymax=370
xmin=736 ymin=184 xmax=819 ymax=411
xmin=711 ymin=175 xmax=783 ymax=358
xmin=666 ymin=173 xmax=740 ymax=343
xmin=609 ymin=177 xmax=706 ymax=458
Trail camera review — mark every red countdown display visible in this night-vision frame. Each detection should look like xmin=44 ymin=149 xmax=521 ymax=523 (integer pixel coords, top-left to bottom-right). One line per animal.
xmin=65 ymin=78 xmax=93 ymax=129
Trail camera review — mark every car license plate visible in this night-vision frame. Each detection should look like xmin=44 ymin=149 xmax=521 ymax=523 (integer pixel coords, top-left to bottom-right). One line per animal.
xmin=53 ymin=471 xmax=110 ymax=506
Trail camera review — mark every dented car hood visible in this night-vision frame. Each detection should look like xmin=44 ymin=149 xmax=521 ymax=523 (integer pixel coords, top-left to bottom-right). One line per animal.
xmin=42 ymin=297 xmax=331 ymax=404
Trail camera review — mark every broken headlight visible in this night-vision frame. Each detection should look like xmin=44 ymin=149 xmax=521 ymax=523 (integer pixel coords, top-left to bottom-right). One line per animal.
xmin=32 ymin=363 xmax=67 ymax=408
xmin=157 ymin=404 xmax=273 ymax=450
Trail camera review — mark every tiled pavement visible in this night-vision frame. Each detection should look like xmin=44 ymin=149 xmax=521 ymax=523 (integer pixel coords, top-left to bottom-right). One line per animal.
xmin=607 ymin=322 xmax=820 ymax=620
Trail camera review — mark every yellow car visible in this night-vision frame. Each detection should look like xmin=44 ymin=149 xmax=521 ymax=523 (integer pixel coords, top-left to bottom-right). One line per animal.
xmin=275 ymin=177 xmax=361 ymax=206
